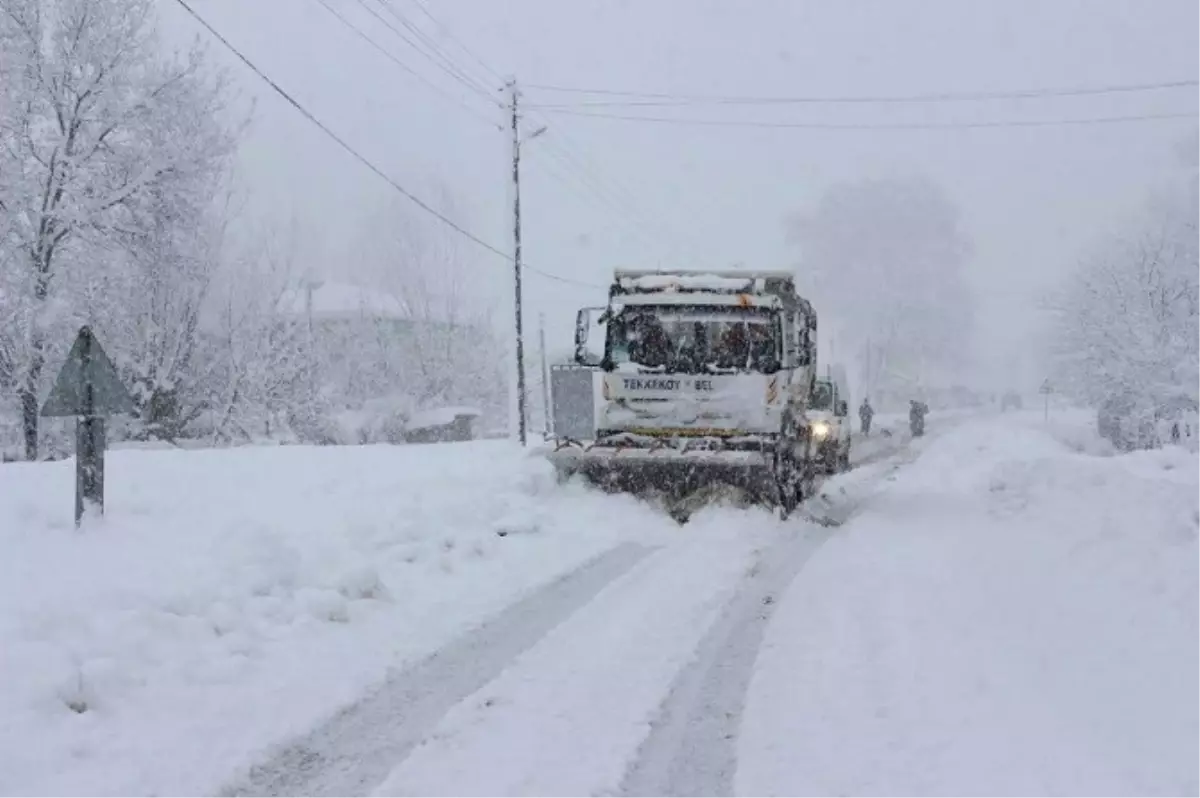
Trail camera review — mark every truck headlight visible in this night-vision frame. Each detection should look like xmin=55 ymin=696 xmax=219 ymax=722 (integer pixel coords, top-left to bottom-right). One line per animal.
xmin=811 ymin=421 xmax=830 ymax=439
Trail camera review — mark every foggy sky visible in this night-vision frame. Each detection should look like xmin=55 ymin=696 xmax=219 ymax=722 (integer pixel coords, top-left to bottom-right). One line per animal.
xmin=159 ymin=0 xmax=1197 ymax=391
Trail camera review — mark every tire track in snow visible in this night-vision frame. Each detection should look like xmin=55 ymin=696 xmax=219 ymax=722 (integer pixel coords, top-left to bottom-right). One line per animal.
xmin=222 ymin=542 xmax=653 ymax=797
xmin=617 ymin=525 xmax=833 ymax=797
xmin=619 ymin=430 xmax=941 ymax=796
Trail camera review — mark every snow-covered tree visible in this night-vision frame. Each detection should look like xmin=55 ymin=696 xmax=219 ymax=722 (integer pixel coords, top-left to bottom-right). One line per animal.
xmin=96 ymin=191 xmax=235 ymax=440
xmin=1048 ymin=164 xmax=1199 ymax=425
xmin=786 ymin=176 xmax=974 ymax=404
xmin=0 ymin=0 xmax=238 ymax=458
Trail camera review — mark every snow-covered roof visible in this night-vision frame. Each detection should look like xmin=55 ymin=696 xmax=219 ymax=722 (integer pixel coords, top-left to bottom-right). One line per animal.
xmin=275 ymin=281 xmax=409 ymax=321
xmin=618 ymin=274 xmax=762 ymax=292
xmin=614 ymin=269 xmax=797 ymax=294
xmin=615 ymin=268 xmax=793 ymax=282
xmin=618 ymin=292 xmax=782 ymax=309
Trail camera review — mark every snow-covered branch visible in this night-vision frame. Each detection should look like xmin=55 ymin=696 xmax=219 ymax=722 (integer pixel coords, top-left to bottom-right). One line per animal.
xmin=1047 ymin=167 xmax=1198 ymax=435
xmin=0 ymin=0 xmax=240 ymax=458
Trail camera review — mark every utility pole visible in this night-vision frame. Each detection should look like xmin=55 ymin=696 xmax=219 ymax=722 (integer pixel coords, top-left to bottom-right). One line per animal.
xmin=508 ymin=79 xmax=528 ymax=445
xmin=539 ymin=312 xmax=552 ymax=438
xmin=506 ymin=79 xmax=547 ymax=446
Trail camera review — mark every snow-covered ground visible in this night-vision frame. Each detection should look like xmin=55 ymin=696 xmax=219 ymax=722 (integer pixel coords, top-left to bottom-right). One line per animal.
xmin=2 ymin=409 xmax=1193 ymax=796
xmin=739 ymin=411 xmax=1199 ymax=796
xmin=2 ymin=432 xmax=882 ymax=797
xmin=0 ymin=442 xmax=657 ymax=795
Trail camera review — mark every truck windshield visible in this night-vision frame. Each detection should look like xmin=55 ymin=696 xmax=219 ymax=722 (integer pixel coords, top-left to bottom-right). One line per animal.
xmin=811 ymin=382 xmax=834 ymax=410
xmin=606 ymin=305 xmax=780 ymax=373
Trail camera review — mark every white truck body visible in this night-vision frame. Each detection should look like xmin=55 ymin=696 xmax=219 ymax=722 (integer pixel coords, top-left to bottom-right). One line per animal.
xmin=550 ymin=269 xmax=824 ymax=517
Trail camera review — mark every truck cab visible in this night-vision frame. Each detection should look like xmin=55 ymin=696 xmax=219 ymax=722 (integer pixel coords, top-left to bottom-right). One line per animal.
xmin=572 ymin=269 xmax=818 ymax=443
xmin=554 ymin=269 xmax=824 ymax=517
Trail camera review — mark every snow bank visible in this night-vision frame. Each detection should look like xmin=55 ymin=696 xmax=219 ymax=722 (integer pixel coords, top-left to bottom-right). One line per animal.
xmin=738 ymin=415 xmax=1198 ymax=796
xmin=0 ymin=442 xmax=660 ymax=795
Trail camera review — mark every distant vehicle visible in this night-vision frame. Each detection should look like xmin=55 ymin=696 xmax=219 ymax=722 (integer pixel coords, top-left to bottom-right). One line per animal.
xmin=1001 ymin=391 xmax=1023 ymax=411
xmin=810 ymin=377 xmax=851 ymax=474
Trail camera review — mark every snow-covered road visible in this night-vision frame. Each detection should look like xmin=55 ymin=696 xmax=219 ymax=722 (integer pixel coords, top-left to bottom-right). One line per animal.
xmin=2 ymin=409 xmax=1194 ymax=796
xmin=225 ymin=420 xmax=924 ymax=797
xmin=739 ymin=413 xmax=1198 ymax=797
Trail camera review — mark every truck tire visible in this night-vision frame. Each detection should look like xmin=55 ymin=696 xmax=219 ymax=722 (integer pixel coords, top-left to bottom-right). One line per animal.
xmin=773 ymin=416 xmax=814 ymax=520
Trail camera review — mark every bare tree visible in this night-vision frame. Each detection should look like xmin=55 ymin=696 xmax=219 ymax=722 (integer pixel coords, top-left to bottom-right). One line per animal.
xmin=197 ymin=217 xmax=315 ymax=443
xmin=0 ymin=0 xmax=238 ymax=458
xmin=359 ymin=190 xmax=504 ymax=416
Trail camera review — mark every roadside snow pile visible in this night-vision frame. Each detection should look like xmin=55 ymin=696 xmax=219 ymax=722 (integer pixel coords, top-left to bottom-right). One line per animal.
xmin=0 ymin=442 xmax=651 ymax=796
xmin=1042 ymin=406 xmax=1123 ymax=456
xmin=739 ymin=415 xmax=1198 ymax=796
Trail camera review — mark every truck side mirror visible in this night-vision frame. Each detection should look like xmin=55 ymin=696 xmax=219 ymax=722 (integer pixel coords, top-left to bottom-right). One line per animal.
xmin=574 ymin=307 xmax=605 ymax=367
xmin=836 ymin=400 xmax=848 ymax=417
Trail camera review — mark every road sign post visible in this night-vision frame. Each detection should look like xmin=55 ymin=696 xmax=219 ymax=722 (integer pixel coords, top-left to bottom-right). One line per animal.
xmin=40 ymin=326 xmax=135 ymax=527
xmin=76 ymin=416 xmax=105 ymax=521
xmin=1040 ymin=379 xmax=1053 ymax=423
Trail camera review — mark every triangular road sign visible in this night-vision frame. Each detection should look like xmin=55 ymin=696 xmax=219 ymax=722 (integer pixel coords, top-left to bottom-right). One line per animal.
xmin=41 ymin=326 xmax=136 ymax=417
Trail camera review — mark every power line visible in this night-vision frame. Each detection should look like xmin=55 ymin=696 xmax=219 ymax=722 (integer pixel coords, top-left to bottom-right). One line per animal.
xmin=528 ymin=150 xmax=682 ymax=261
xmin=374 ymin=0 xmax=496 ymax=97
xmin=400 ymin=0 xmax=507 ymax=84
xmin=310 ymin=0 xmax=500 ymax=129
xmin=534 ymin=138 xmax=705 ymax=266
xmin=540 ymin=135 xmax=645 ymax=211
xmin=518 ymin=107 xmax=714 ymax=265
xmin=171 ymin=0 xmax=510 ymax=261
xmin=374 ymin=0 xmax=497 ymax=96
xmin=172 ymin=0 xmax=597 ymax=292
xmin=352 ymin=0 xmax=500 ymax=107
xmin=525 ymin=77 xmax=1200 ymax=106
xmin=534 ymin=108 xmax=1199 ymax=131
xmin=524 ymin=263 xmax=606 ymax=289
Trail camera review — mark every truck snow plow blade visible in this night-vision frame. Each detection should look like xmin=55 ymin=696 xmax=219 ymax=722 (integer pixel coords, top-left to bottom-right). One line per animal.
xmin=547 ymin=444 xmax=780 ymax=511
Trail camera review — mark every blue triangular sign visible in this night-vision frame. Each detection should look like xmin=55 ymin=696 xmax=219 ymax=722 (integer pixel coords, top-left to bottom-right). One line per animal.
xmin=40 ymin=326 xmax=136 ymax=417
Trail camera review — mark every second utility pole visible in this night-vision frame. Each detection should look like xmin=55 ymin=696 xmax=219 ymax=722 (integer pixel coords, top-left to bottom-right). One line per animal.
xmin=508 ymin=78 xmax=528 ymax=446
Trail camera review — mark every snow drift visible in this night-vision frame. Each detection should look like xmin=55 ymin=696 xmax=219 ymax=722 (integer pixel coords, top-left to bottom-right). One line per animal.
xmin=0 ymin=441 xmax=655 ymax=795
xmin=738 ymin=414 xmax=1199 ymax=796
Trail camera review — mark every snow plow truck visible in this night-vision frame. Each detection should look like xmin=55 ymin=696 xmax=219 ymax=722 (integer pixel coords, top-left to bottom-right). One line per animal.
xmin=547 ymin=269 xmax=823 ymax=519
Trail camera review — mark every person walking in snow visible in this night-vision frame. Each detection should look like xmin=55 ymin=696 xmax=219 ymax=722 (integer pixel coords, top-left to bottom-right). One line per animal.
xmin=859 ymin=398 xmax=874 ymax=436
xmin=909 ymin=399 xmax=928 ymax=437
